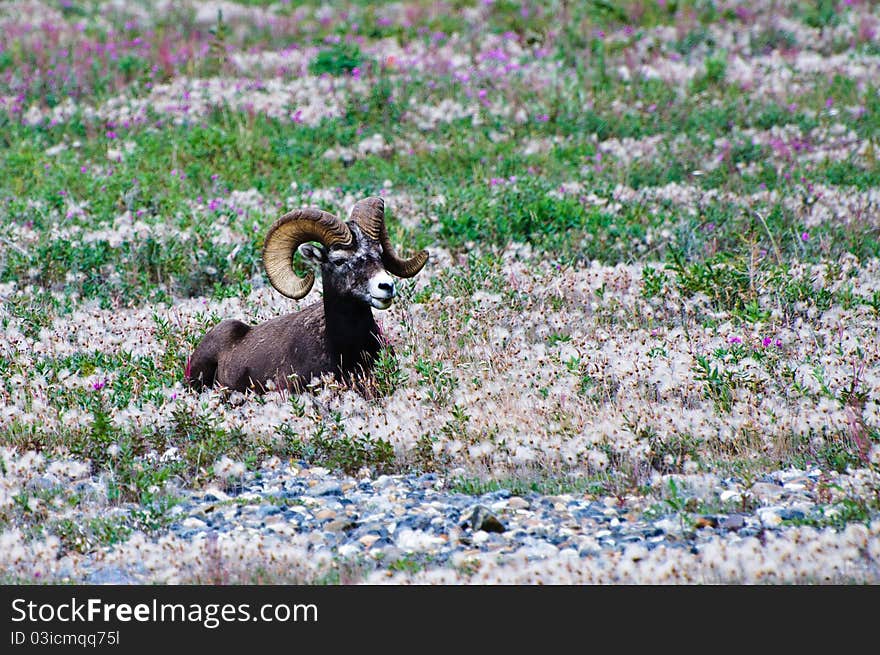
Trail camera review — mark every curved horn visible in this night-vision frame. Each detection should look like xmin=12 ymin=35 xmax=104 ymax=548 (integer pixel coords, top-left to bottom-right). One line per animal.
xmin=262 ymin=208 xmax=352 ymax=299
xmin=349 ymin=197 xmax=428 ymax=278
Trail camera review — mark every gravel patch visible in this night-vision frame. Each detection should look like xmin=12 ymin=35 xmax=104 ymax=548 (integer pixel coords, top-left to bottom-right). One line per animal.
xmin=59 ymin=462 xmax=880 ymax=584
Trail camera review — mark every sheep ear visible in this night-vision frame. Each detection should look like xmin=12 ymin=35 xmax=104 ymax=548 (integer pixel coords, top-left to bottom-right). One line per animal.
xmin=298 ymin=243 xmax=326 ymax=265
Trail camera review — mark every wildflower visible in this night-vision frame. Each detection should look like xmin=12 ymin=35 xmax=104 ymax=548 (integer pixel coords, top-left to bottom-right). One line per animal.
xmin=801 ymin=232 xmax=809 ymax=242
xmin=92 ymin=379 xmax=106 ymax=391
xmin=728 ymin=336 xmax=742 ymax=345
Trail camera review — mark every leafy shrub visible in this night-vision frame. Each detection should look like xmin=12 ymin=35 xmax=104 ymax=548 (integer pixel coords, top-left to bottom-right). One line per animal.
xmin=309 ymin=43 xmax=365 ymax=76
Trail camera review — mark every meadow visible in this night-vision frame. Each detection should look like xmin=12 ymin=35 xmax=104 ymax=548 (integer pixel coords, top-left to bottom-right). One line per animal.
xmin=1 ymin=0 xmax=879 ymax=583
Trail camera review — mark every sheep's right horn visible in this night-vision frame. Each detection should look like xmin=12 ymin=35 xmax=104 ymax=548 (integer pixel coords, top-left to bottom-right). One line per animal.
xmin=350 ymin=197 xmax=428 ymax=278
xmin=262 ymin=208 xmax=352 ymax=299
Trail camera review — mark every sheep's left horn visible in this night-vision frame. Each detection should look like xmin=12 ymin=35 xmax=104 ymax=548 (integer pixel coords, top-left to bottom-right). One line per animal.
xmin=262 ymin=208 xmax=352 ymax=299
xmin=349 ymin=197 xmax=428 ymax=278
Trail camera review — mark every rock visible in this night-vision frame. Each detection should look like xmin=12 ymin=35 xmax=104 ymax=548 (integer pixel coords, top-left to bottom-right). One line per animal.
xmin=325 ymin=518 xmax=356 ymax=532
xmin=181 ymin=517 xmax=207 ymax=530
xmin=358 ymin=534 xmax=381 ymax=548
xmin=417 ymin=473 xmax=437 ymax=487
xmin=653 ymin=518 xmax=683 ymax=535
xmin=353 ymin=521 xmax=386 ymax=539
xmin=749 ymin=482 xmax=784 ymax=501
xmin=374 ymin=475 xmax=396 ymax=489
xmin=266 ymin=523 xmax=297 ymax=535
xmin=758 ymin=508 xmax=783 ymax=527
xmin=307 ymin=481 xmax=342 ymax=497
xmin=460 ymin=505 xmax=506 ymax=533
xmin=314 ymin=508 xmax=337 ymax=521
xmin=719 ymin=514 xmax=745 ymax=531
xmin=777 ymin=508 xmax=805 ymax=521
xmin=693 ymin=516 xmax=718 ymax=529
xmin=507 ymin=497 xmax=531 ymax=510
xmin=202 ymin=487 xmax=230 ymax=502
xmin=577 ymin=537 xmax=601 ymax=555
xmin=256 ymin=505 xmax=281 ymax=519
xmin=400 ymin=515 xmax=432 ymax=531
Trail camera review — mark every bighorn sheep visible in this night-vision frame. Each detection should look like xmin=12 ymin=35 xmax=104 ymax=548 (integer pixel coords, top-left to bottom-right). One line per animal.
xmin=186 ymin=197 xmax=427 ymax=393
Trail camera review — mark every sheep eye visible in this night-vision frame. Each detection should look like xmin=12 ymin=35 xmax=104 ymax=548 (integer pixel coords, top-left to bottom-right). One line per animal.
xmin=329 ymin=254 xmax=348 ymax=267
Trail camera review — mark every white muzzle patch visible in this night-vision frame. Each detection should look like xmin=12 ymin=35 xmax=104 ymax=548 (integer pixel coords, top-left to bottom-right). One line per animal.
xmin=368 ymin=272 xmax=396 ymax=309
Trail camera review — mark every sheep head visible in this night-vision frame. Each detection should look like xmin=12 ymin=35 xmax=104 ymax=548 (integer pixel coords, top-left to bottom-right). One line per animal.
xmin=262 ymin=197 xmax=428 ymax=308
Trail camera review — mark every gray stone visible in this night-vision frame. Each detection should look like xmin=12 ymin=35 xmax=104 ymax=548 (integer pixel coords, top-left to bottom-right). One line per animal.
xmin=777 ymin=508 xmax=805 ymax=521
xmin=306 ymin=481 xmax=343 ymax=497
xmin=353 ymin=521 xmax=387 ymax=537
xmin=749 ymin=482 xmax=784 ymax=500
xmin=325 ymin=518 xmax=357 ymax=532
xmin=256 ymin=505 xmax=281 ymax=519
xmin=719 ymin=514 xmax=745 ymax=531
xmin=460 ymin=505 xmax=506 ymax=533
xmin=507 ymin=497 xmax=531 ymax=510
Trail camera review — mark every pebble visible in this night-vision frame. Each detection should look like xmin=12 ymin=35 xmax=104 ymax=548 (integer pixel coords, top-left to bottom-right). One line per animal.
xmin=181 ymin=517 xmax=207 ymax=530
xmin=325 ymin=518 xmax=356 ymax=532
xmin=202 ymin=488 xmax=230 ymax=502
xmin=750 ymin=482 xmax=785 ymax=501
xmin=719 ymin=514 xmax=745 ymax=531
xmin=758 ymin=508 xmax=784 ymax=527
xmin=68 ymin=462 xmax=877 ymax=583
xmin=307 ymin=481 xmax=343 ymax=497
xmin=460 ymin=505 xmax=506 ymax=533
